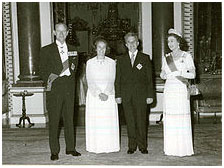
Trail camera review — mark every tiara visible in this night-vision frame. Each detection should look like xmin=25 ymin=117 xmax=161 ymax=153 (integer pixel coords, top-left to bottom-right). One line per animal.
xmin=168 ymin=28 xmax=182 ymax=38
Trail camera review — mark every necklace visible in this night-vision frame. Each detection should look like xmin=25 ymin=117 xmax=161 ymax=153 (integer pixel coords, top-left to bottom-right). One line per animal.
xmin=172 ymin=49 xmax=182 ymax=60
xmin=97 ymin=55 xmax=105 ymax=64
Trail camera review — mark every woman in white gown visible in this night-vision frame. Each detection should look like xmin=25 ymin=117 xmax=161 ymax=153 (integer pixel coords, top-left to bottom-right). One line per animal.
xmin=160 ymin=28 xmax=195 ymax=157
xmin=85 ymin=38 xmax=120 ymax=153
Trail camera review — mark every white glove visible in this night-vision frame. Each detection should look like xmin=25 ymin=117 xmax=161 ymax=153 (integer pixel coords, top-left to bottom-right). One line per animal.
xmin=115 ymin=98 xmax=122 ymax=104
xmin=171 ymin=71 xmax=181 ymax=77
xmin=146 ymin=98 xmax=153 ymax=104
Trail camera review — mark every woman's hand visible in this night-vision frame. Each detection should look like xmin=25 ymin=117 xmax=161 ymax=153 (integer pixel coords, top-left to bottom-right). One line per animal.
xmin=99 ymin=93 xmax=108 ymax=101
xmin=160 ymin=70 xmax=167 ymax=80
xmin=166 ymin=71 xmax=181 ymax=78
xmin=171 ymin=71 xmax=181 ymax=77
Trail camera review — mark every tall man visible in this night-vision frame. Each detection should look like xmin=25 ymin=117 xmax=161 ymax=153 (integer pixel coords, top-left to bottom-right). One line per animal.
xmin=115 ymin=32 xmax=154 ymax=154
xmin=39 ymin=23 xmax=81 ymax=161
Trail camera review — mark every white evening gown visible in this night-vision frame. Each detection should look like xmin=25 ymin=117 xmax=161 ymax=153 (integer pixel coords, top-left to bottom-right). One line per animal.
xmin=161 ymin=51 xmax=195 ymax=157
xmin=85 ymin=56 xmax=120 ymax=153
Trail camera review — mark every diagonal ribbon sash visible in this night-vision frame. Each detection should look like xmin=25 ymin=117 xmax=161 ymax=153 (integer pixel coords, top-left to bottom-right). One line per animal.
xmin=165 ymin=53 xmax=191 ymax=99
xmin=61 ymin=59 xmax=69 ymax=75
xmin=165 ymin=53 xmax=189 ymax=86
xmin=46 ymin=59 xmax=69 ymax=91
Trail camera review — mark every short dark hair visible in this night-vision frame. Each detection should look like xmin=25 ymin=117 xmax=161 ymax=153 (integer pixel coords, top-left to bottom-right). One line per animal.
xmin=167 ymin=33 xmax=189 ymax=51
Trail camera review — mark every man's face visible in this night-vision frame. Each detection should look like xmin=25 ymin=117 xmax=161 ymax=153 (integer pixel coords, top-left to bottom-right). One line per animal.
xmin=125 ymin=36 xmax=139 ymax=53
xmin=54 ymin=24 xmax=68 ymax=44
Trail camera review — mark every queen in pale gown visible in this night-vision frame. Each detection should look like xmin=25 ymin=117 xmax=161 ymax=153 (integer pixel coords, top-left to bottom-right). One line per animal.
xmin=160 ymin=28 xmax=195 ymax=157
xmin=85 ymin=38 xmax=120 ymax=153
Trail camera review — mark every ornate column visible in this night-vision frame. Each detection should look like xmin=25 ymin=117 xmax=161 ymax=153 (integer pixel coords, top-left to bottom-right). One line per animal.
xmin=9 ymin=2 xmax=48 ymax=127
xmin=152 ymin=2 xmax=174 ymax=76
xmin=16 ymin=2 xmax=42 ymax=84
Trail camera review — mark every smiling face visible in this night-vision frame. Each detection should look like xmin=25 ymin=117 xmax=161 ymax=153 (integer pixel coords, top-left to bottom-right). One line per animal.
xmin=96 ymin=41 xmax=107 ymax=56
xmin=54 ymin=24 xmax=68 ymax=44
xmin=168 ymin=35 xmax=179 ymax=51
xmin=125 ymin=36 xmax=139 ymax=53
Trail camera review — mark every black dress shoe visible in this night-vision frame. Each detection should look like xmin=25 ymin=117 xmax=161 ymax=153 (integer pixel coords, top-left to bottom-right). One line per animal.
xmin=50 ymin=154 xmax=59 ymax=161
xmin=140 ymin=149 xmax=148 ymax=154
xmin=127 ymin=149 xmax=135 ymax=154
xmin=66 ymin=150 xmax=81 ymax=156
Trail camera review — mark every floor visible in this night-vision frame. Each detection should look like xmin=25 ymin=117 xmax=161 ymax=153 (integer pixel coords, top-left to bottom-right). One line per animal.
xmin=2 ymin=117 xmax=222 ymax=166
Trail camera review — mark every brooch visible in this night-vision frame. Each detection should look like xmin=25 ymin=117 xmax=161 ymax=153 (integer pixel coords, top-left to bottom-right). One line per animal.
xmin=180 ymin=59 xmax=184 ymax=63
xmin=136 ymin=63 xmax=143 ymax=70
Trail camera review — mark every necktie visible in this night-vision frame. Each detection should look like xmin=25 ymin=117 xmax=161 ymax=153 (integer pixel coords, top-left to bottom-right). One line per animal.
xmin=60 ymin=46 xmax=64 ymax=54
xmin=131 ymin=53 xmax=135 ymax=67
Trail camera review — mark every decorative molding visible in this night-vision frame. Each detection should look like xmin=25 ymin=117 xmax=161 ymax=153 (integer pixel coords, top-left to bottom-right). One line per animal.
xmin=11 ymin=2 xmax=20 ymax=83
xmin=3 ymin=2 xmax=14 ymax=120
xmin=182 ymin=2 xmax=194 ymax=58
xmin=39 ymin=2 xmax=54 ymax=47
xmin=174 ymin=2 xmax=182 ymax=33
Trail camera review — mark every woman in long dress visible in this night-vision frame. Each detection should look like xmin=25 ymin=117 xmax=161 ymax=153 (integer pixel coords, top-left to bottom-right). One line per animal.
xmin=160 ymin=28 xmax=195 ymax=157
xmin=85 ymin=38 xmax=120 ymax=153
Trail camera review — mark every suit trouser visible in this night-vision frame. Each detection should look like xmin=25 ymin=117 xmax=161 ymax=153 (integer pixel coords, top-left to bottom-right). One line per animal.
xmin=122 ymin=97 xmax=148 ymax=151
xmin=46 ymin=76 xmax=75 ymax=154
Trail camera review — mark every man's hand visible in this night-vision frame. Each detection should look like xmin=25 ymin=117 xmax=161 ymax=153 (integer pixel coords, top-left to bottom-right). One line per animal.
xmin=99 ymin=93 xmax=108 ymax=101
xmin=146 ymin=98 xmax=153 ymax=104
xmin=115 ymin=98 xmax=122 ymax=104
xmin=71 ymin=63 xmax=75 ymax=71
xmin=48 ymin=73 xmax=58 ymax=83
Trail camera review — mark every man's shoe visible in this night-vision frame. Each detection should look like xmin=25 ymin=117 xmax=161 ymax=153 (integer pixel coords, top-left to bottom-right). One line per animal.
xmin=66 ymin=150 xmax=81 ymax=156
xmin=50 ymin=154 xmax=59 ymax=161
xmin=140 ymin=149 xmax=148 ymax=154
xmin=127 ymin=149 xmax=135 ymax=154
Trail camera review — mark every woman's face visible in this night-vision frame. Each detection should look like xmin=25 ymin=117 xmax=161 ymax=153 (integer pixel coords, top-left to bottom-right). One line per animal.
xmin=96 ymin=41 xmax=106 ymax=56
xmin=168 ymin=36 xmax=179 ymax=51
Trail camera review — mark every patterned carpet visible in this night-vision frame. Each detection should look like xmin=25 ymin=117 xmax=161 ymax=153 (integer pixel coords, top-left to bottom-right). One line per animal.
xmin=2 ymin=119 xmax=222 ymax=166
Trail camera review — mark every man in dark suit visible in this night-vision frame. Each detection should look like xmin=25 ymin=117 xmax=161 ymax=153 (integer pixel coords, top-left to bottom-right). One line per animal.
xmin=115 ymin=32 xmax=154 ymax=154
xmin=39 ymin=23 xmax=81 ymax=161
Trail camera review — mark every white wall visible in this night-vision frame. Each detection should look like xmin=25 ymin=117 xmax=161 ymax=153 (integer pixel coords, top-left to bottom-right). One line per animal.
xmin=141 ymin=2 xmax=152 ymax=59
xmin=11 ymin=2 xmax=20 ymax=83
xmin=174 ymin=2 xmax=182 ymax=34
xmin=39 ymin=2 xmax=54 ymax=47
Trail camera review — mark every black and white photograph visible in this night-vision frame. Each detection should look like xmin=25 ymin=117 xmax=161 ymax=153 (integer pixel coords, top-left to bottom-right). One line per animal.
xmin=1 ymin=1 xmax=222 ymax=166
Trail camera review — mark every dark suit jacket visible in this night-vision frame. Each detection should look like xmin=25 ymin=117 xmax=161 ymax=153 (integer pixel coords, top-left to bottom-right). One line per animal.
xmin=115 ymin=51 xmax=154 ymax=102
xmin=39 ymin=42 xmax=79 ymax=86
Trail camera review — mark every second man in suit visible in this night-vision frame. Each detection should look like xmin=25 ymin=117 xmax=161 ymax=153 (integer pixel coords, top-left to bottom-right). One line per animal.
xmin=115 ymin=32 xmax=154 ymax=154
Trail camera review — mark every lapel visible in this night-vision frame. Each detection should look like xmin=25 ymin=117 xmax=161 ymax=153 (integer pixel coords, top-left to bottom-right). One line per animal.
xmin=133 ymin=51 xmax=141 ymax=68
xmin=124 ymin=53 xmax=133 ymax=69
xmin=52 ymin=43 xmax=63 ymax=73
xmin=125 ymin=51 xmax=141 ymax=69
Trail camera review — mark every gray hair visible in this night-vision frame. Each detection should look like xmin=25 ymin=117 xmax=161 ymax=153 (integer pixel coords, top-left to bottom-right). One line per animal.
xmin=124 ymin=32 xmax=138 ymax=43
xmin=55 ymin=23 xmax=68 ymax=31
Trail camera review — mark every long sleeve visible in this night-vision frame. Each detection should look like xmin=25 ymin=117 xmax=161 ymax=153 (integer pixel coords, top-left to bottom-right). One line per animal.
xmin=181 ymin=53 xmax=196 ymax=79
xmin=146 ymin=56 xmax=154 ymax=99
xmin=115 ymin=58 xmax=121 ymax=98
xmin=39 ymin=48 xmax=51 ymax=85
xmin=86 ymin=60 xmax=102 ymax=97
xmin=104 ymin=61 xmax=116 ymax=95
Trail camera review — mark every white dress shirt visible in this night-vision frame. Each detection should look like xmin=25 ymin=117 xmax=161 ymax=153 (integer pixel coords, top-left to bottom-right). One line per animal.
xmin=129 ymin=49 xmax=138 ymax=64
xmin=56 ymin=40 xmax=71 ymax=76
